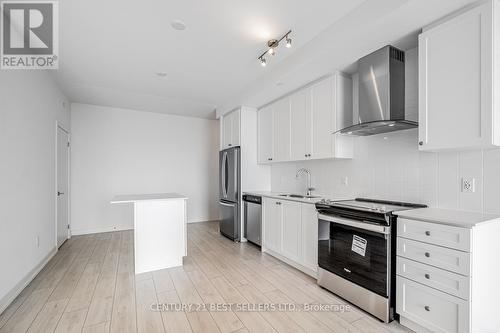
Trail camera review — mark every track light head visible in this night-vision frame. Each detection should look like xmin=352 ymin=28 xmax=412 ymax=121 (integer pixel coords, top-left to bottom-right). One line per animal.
xmin=256 ymin=30 xmax=292 ymax=66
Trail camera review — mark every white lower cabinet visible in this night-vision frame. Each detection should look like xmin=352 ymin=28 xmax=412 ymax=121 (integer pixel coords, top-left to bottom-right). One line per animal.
xmin=263 ymin=198 xmax=282 ymax=253
xmin=396 ymin=216 xmax=473 ymax=333
xmin=397 ymin=277 xmax=469 ymax=333
xmin=262 ymin=197 xmax=318 ymax=277
xmin=281 ymin=201 xmax=302 ymax=262
xmin=301 ymin=203 xmax=318 ymax=272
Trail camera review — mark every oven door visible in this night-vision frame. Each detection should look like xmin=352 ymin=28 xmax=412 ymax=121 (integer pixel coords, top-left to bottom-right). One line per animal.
xmin=318 ymin=214 xmax=390 ymax=297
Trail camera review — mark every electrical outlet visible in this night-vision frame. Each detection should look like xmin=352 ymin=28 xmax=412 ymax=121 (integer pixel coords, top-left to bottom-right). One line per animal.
xmin=36 ymin=235 xmax=40 ymax=248
xmin=341 ymin=177 xmax=349 ymax=186
xmin=461 ymin=178 xmax=475 ymax=193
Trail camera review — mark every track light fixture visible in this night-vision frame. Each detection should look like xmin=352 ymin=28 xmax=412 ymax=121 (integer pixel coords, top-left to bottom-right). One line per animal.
xmin=257 ymin=30 xmax=292 ymax=67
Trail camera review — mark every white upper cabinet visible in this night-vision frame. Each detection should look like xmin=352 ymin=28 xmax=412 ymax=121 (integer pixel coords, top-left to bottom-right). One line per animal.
xmin=220 ymin=109 xmax=240 ymax=149
xmin=231 ymin=110 xmax=240 ymax=147
xmin=290 ymin=88 xmax=311 ymax=160
xmin=273 ymin=97 xmax=291 ymax=162
xmin=311 ymin=77 xmax=335 ymax=159
xmin=258 ymin=74 xmax=353 ymax=163
xmin=419 ymin=0 xmax=500 ymax=151
xmin=258 ymin=105 xmax=274 ymax=163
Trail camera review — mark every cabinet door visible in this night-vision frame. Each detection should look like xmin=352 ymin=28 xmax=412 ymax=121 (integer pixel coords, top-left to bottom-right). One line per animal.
xmin=301 ymin=204 xmax=318 ymax=272
xmin=273 ymin=97 xmax=291 ymax=161
xmin=258 ymin=106 xmax=274 ymax=163
xmin=290 ymin=89 xmax=312 ymax=160
xmin=222 ymin=112 xmax=233 ymax=148
xmin=231 ymin=110 xmax=240 ymax=147
xmin=310 ymin=77 xmax=334 ymax=159
xmin=281 ymin=201 xmax=302 ymax=262
xmin=263 ymin=198 xmax=281 ymax=253
xmin=419 ymin=2 xmax=493 ymax=150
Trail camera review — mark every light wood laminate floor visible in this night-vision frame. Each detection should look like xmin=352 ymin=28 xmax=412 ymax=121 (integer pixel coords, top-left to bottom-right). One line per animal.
xmin=0 ymin=222 xmax=412 ymax=333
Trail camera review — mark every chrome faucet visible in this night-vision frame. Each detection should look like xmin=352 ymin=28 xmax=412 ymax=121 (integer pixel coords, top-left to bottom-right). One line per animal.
xmin=296 ymin=168 xmax=315 ymax=196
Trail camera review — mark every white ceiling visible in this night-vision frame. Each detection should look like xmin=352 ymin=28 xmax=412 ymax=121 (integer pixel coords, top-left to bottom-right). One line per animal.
xmin=56 ymin=0 xmax=478 ymax=119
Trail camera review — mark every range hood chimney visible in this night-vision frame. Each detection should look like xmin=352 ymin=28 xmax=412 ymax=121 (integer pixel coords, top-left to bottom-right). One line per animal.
xmin=338 ymin=45 xmax=418 ymax=136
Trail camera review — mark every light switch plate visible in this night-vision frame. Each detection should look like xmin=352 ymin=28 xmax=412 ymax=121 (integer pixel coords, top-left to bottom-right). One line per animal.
xmin=461 ymin=178 xmax=475 ymax=193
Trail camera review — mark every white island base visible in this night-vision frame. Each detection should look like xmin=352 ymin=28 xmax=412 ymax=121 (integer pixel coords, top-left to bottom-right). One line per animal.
xmin=111 ymin=193 xmax=187 ymax=274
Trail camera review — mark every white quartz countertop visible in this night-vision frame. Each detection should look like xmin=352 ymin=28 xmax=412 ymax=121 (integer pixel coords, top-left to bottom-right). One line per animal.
xmin=111 ymin=193 xmax=188 ymax=203
xmin=243 ymin=191 xmax=349 ymax=204
xmin=396 ymin=207 xmax=500 ymax=228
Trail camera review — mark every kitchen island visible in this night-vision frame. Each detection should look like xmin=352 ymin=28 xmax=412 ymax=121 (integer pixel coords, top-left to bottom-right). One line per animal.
xmin=111 ymin=193 xmax=187 ymax=274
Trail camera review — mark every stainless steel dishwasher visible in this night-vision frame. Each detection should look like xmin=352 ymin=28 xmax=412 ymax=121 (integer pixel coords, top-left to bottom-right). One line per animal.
xmin=243 ymin=194 xmax=262 ymax=246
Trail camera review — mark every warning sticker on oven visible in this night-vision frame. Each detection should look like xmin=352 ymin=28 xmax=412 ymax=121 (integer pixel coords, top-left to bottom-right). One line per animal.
xmin=351 ymin=235 xmax=367 ymax=257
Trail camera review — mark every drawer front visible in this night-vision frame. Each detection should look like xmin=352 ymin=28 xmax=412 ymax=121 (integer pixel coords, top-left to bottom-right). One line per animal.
xmin=397 ymin=238 xmax=470 ymax=276
xmin=397 ymin=218 xmax=471 ymax=252
xmin=397 ymin=257 xmax=470 ymax=300
xmin=396 ymin=277 xmax=469 ymax=333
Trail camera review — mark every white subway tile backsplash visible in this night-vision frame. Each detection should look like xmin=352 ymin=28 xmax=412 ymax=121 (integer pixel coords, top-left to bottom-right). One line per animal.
xmin=270 ymin=129 xmax=500 ymax=214
xmin=458 ymin=150 xmax=483 ymax=212
xmin=437 ymin=152 xmax=459 ymax=209
xmin=483 ymin=148 xmax=500 ymax=214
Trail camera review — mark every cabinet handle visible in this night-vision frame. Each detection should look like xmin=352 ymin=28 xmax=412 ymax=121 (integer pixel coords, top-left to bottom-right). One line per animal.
xmin=268 ymin=158 xmax=273 ymax=161
xmin=424 ymin=273 xmax=430 ymax=279
xmin=425 ymin=252 xmax=431 ymax=258
xmin=425 ymin=231 xmax=431 ymax=236
xmin=418 ymin=141 xmax=424 ymax=146
xmin=424 ymin=306 xmax=430 ymax=312
xmin=304 ymin=154 xmax=308 ymax=157
xmin=228 ymin=144 xmax=232 ymax=146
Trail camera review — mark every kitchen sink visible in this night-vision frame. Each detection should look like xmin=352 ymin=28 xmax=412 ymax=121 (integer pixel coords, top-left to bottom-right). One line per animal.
xmin=278 ymin=194 xmax=320 ymax=199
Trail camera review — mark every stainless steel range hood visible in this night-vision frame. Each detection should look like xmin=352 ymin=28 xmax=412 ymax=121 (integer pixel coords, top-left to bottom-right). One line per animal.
xmin=338 ymin=46 xmax=418 ymax=136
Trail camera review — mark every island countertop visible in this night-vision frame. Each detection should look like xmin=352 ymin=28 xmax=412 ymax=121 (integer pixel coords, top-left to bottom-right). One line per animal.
xmin=111 ymin=193 xmax=188 ymax=203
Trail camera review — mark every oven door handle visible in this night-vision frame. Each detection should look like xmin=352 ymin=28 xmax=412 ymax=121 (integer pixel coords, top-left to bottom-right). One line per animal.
xmin=318 ymin=214 xmax=390 ymax=235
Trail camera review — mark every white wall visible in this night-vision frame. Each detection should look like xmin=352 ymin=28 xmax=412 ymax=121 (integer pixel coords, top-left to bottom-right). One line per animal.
xmin=0 ymin=71 xmax=70 ymax=310
xmin=70 ymin=104 xmax=219 ymax=235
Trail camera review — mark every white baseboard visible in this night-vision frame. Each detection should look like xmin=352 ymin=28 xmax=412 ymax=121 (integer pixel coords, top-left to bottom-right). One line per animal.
xmin=72 ymin=221 xmax=218 ymax=234
xmin=0 ymin=247 xmax=57 ymax=315
xmin=71 ymin=225 xmax=133 ymax=235
xmin=187 ymin=219 xmax=219 ymax=224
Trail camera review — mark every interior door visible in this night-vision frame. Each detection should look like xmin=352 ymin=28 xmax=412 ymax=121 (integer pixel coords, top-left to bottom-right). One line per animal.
xmin=57 ymin=126 xmax=70 ymax=248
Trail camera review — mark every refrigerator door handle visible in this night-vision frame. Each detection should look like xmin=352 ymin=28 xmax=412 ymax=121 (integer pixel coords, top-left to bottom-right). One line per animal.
xmin=219 ymin=201 xmax=235 ymax=207
xmin=221 ymin=151 xmax=226 ymax=198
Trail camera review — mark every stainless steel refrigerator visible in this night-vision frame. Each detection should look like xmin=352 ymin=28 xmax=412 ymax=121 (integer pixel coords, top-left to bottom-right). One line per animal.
xmin=219 ymin=147 xmax=240 ymax=241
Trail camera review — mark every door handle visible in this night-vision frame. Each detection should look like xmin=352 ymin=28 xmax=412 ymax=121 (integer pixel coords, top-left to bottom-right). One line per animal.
xmin=222 ymin=152 xmax=228 ymax=198
xmin=57 ymin=191 xmax=64 ymax=196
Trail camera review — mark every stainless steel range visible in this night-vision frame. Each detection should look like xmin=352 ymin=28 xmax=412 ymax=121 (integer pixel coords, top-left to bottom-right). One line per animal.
xmin=315 ymin=198 xmax=426 ymax=323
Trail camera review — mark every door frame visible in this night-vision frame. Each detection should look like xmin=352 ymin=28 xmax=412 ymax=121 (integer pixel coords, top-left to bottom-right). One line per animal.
xmin=55 ymin=122 xmax=71 ymax=248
